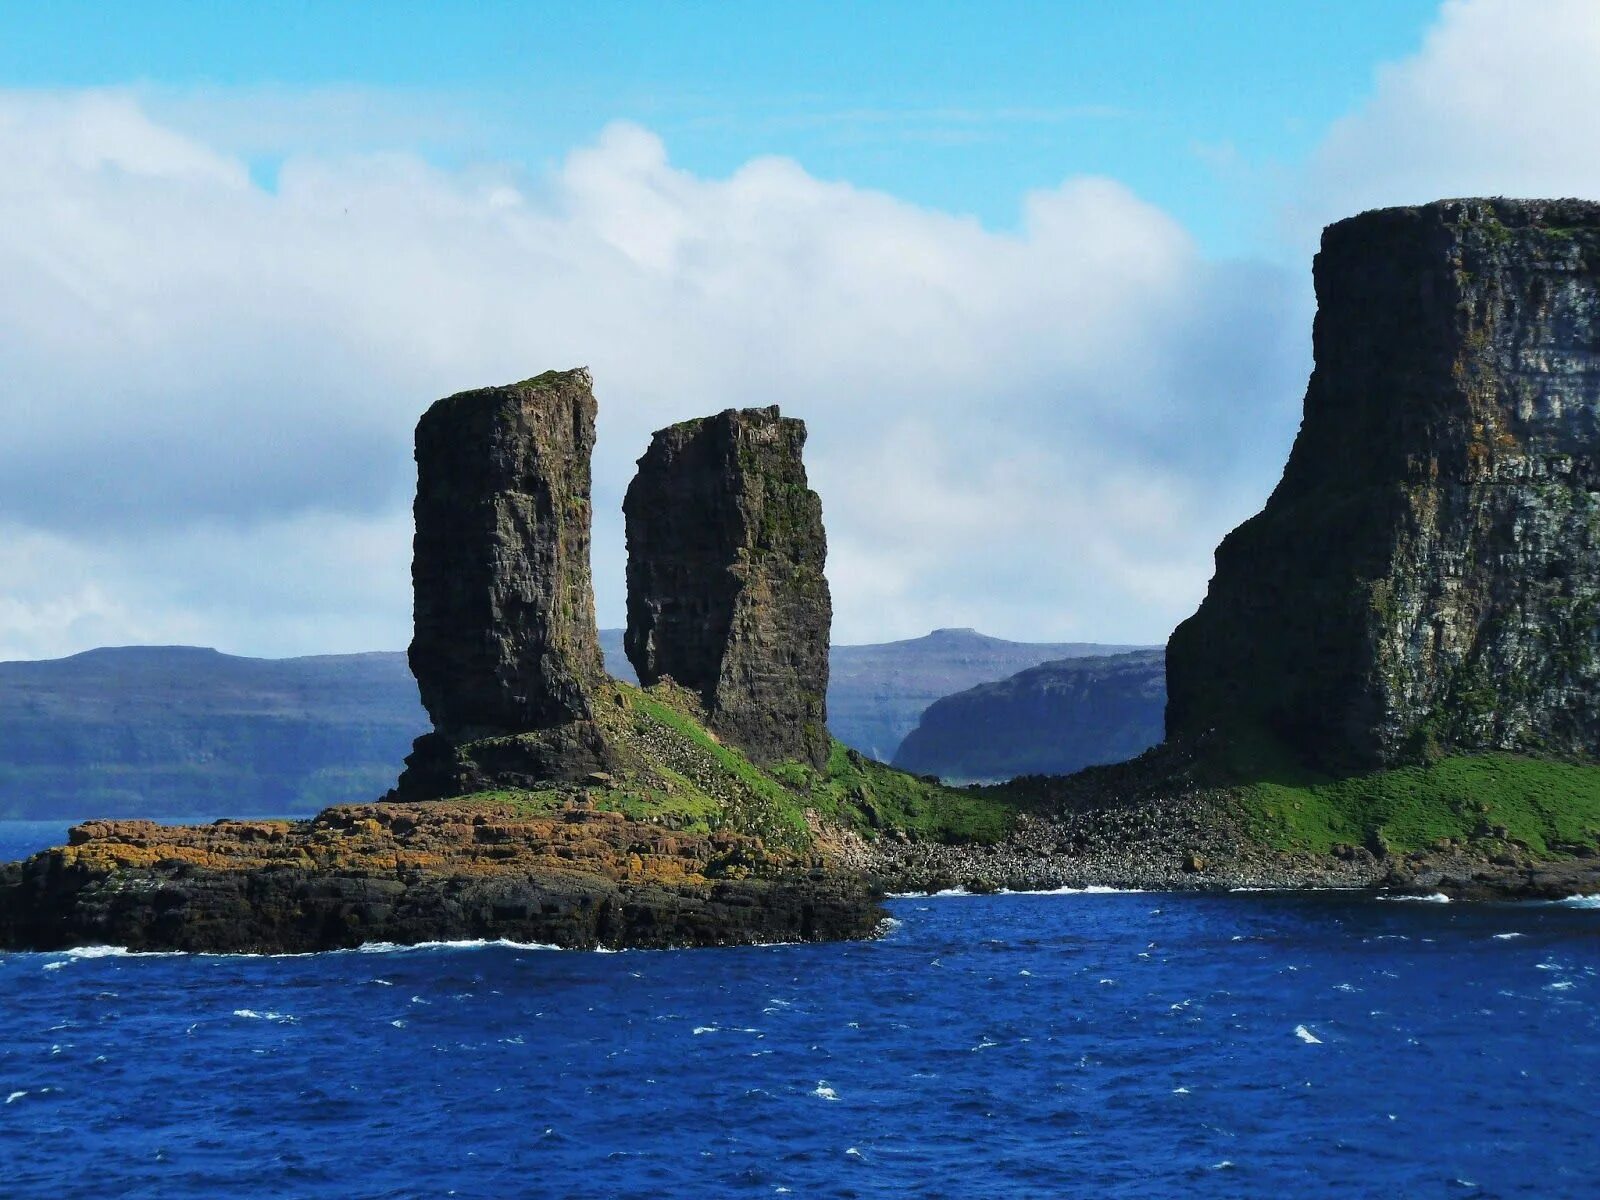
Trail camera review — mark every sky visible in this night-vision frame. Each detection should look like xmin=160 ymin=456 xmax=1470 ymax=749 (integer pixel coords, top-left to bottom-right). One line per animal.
xmin=0 ymin=0 xmax=1596 ymax=659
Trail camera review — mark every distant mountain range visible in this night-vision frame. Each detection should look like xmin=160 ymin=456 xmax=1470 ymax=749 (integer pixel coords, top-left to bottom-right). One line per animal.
xmin=820 ymin=628 xmax=1149 ymax=761
xmin=0 ymin=646 xmax=424 ymax=820
xmin=0 ymin=628 xmax=1148 ymax=818
xmin=892 ymin=649 xmax=1166 ymax=784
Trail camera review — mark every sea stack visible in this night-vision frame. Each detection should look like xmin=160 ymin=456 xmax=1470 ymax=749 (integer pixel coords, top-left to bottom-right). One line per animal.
xmin=624 ymin=406 xmax=833 ymax=768
xmin=396 ymin=368 xmax=610 ymax=794
xmin=1167 ymin=199 xmax=1600 ymax=770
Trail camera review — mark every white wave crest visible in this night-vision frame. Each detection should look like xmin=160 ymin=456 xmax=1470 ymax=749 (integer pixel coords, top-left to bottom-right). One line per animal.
xmin=42 ymin=945 xmax=184 ymax=961
xmin=1002 ymin=884 xmax=1146 ymax=896
xmin=353 ymin=937 xmax=563 ymax=954
xmin=1379 ymin=892 xmax=1451 ymax=903
xmin=232 ymin=1009 xmax=295 ymax=1023
xmin=1294 ymin=1024 xmax=1323 ymax=1044
xmin=812 ymin=1082 xmax=839 ymax=1101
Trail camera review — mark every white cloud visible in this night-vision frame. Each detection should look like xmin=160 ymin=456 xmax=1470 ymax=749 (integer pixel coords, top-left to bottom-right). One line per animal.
xmin=1295 ymin=0 xmax=1600 ymax=242
xmin=0 ymin=89 xmax=1306 ymax=660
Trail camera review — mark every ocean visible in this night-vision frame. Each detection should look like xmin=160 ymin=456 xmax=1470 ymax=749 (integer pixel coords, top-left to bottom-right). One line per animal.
xmin=1 ymin=820 xmax=1596 ymax=1198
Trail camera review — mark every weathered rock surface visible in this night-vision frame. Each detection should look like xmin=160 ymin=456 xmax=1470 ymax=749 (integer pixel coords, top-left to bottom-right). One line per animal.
xmin=398 ymin=369 xmax=610 ymax=794
xmin=0 ymin=802 xmax=882 ymax=952
xmin=1169 ymin=199 xmax=1600 ymax=770
xmin=893 ymin=650 xmax=1165 ymax=783
xmin=624 ymin=407 xmax=832 ymax=768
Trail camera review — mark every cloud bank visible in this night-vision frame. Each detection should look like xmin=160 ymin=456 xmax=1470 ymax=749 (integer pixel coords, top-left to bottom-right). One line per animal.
xmin=0 ymin=89 xmax=1316 ymax=659
xmin=1297 ymin=0 xmax=1600 ymax=239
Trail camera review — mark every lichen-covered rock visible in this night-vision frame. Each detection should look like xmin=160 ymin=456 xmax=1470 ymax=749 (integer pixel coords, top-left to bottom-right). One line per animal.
xmin=0 ymin=802 xmax=882 ymax=953
xmin=399 ymin=369 xmax=610 ymax=792
xmin=1168 ymin=198 xmax=1600 ymax=769
xmin=624 ymin=407 xmax=832 ymax=768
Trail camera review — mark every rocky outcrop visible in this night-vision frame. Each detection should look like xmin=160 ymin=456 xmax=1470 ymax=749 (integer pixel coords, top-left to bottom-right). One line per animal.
xmin=0 ymin=802 xmax=882 ymax=952
xmin=397 ymin=369 xmax=610 ymax=794
xmin=624 ymin=407 xmax=832 ymax=768
xmin=1168 ymin=199 xmax=1600 ymax=770
xmin=893 ymin=650 xmax=1165 ymax=783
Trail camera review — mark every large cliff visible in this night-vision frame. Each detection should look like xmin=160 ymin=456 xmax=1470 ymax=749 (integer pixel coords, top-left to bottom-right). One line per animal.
xmin=1168 ymin=199 xmax=1600 ymax=771
xmin=624 ymin=407 xmax=833 ymax=769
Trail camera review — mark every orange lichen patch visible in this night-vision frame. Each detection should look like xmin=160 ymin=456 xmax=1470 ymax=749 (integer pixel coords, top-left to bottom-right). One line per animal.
xmin=40 ymin=800 xmax=798 ymax=886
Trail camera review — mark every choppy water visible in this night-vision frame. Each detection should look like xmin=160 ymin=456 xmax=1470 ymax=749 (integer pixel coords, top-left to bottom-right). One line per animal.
xmin=2 ymin=821 xmax=1597 ymax=1199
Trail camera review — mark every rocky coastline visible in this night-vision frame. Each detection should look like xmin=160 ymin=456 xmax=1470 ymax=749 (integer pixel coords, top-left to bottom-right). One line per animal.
xmin=843 ymin=796 xmax=1600 ymax=903
xmin=0 ymin=801 xmax=882 ymax=953
xmin=5 ymin=198 xmax=1600 ymax=954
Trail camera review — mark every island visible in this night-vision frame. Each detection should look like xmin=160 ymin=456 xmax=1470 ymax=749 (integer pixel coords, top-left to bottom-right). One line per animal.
xmin=4 ymin=197 xmax=1600 ymax=952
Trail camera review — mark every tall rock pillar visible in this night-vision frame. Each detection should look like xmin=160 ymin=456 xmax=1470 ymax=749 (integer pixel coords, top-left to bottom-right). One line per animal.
xmin=624 ymin=406 xmax=833 ymax=768
xmin=396 ymin=368 xmax=609 ymax=796
xmin=1167 ymin=199 xmax=1600 ymax=770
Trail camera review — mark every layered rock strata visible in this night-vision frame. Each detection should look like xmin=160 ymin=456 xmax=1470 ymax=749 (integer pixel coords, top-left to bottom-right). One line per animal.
xmin=398 ymin=369 xmax=610 ymax=794
xmin=1168 ymin=199 xmax=1600 ymax=769
xmin=0 ymin=804 xmax=879 ymax=952
xmin=624 ymin=407 xmax=832 ymax=768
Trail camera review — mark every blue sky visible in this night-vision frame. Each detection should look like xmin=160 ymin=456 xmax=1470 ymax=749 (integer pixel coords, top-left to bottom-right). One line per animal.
xmin=5 ymin=1 xmax=1441 ymax=255
xmin=1 ymin=0 xmax=1594 ymax=658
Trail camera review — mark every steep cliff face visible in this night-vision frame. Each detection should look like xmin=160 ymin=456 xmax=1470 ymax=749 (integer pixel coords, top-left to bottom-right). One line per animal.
xmin=398 ymin=369 xmax=610 ymax=794
xmin=410 ymin=368 xmax=605 ymax=737
xmin=1168 ymin=199 xmax=1600 ymax=770
xmin=624 ymin=407 xmax=832 ymax=768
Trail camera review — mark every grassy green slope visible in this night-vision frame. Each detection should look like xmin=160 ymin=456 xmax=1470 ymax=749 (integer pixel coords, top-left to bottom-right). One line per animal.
xmin=1196 ymin=730 xmax=1600 ymax=855
xmin=450 ymin=681 xmax=1022 ymax=852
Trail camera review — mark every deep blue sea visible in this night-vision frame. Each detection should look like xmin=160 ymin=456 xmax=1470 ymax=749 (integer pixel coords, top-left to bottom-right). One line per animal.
xmin=2 ymin=821 xmax=1598 ymax=1199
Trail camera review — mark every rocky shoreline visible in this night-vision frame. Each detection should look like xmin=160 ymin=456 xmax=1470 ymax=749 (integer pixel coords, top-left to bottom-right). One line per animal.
xmin=0 ymin=803 xmax=882 ymax=954
xmin=841 ymin=792 xmax=1600 ymax=904
xmin=3 ymin=790 xmax=1596 ymax=955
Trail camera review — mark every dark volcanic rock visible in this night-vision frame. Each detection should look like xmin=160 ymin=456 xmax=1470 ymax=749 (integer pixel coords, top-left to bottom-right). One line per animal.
xmin=1168 ymin=199 xmax=1600 ymax=770
xmin=398 ymin=369 xmax=611 ymax=794
xmin=624 ymin=407 xmax=832 ymax=768
xmin=410 ymin=369 xmax=605 ymax=737
xmin=893 ymin=649 xmax=1165 ymax=783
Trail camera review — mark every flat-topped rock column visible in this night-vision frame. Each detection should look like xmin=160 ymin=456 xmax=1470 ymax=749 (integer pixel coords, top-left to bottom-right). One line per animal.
xmin=624 ymin=406 xmax=832 ymax=768
xmin=396 ymin=368 xmax=610 ymax=796
xmin=409 ymin=368 xmax=605 ymax=739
